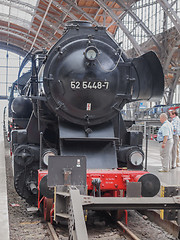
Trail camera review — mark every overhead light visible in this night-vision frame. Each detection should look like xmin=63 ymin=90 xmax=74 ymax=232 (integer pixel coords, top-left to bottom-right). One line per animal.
xmin=171 ymin=66 xmax=180 ymax=70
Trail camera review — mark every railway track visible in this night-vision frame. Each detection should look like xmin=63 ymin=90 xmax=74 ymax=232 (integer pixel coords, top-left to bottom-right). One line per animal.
xmin=117 ymin=220 xmax=140 ymax=240
xmin=47 ymin=222 xmax=59 ymax=240
xmin=46 ymin=209 xmax=177 ymax=240
xmin=47 ymin=217 xmax=140 ymax=240
xmin=4 ymin=134 xmax=177 ymax=240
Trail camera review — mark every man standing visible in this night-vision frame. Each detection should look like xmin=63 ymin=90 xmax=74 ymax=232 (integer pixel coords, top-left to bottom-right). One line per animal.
xmin=157 ymin=113 xmax=173 ymax=172
xmin=169 ymin=110 xmax=180 ymax=168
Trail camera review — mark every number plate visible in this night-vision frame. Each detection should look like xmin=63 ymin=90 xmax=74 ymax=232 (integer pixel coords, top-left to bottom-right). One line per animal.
xmin=70 ymin=81 xmax=109 ymax=90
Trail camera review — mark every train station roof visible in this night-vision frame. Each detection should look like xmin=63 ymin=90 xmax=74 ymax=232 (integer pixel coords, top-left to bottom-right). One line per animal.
xmin=0 ymin=0 xmax=179 ymax=102
xmin=0 ymin=0 xmax=136 ymax=53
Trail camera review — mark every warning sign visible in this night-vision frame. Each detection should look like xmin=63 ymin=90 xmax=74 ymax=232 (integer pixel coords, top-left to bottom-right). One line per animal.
xmin=86 ymin=103 xmax=91 ymax=111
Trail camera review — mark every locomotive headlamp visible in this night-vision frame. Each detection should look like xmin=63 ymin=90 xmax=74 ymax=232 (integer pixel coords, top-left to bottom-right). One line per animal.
xmin=128 ymin=151 xmax=144 ymax=166
xmin=42 ymin=149 xmax=57 ymax=166
xmin=84 ymin=46 xmax=98 ymax=61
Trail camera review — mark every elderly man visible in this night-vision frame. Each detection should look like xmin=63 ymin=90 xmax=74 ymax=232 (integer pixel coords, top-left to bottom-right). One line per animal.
xmin=169 ymin=110 xmax=180 ymax=168
xmin=157 ymin=113 xmax=173 ymax=172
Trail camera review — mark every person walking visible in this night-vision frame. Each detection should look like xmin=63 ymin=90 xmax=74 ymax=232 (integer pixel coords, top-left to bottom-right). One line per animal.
xmin=169 ymin=110 xmax=180 ymax=168
xmin=157 ymin=113 xmax=173 ymax=172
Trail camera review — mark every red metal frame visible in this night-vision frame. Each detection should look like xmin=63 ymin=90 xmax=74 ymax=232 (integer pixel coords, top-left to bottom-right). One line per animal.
xmin=38 ymin=169 xmax=147 ymax=195
xmin=86 ymin=169 xmax=147 ymax=193
xmin=38 ymin=169 xmax=148 ymax=205
xmin=50 ymin=204 xmax=54 ymax=224
xmin=38 ymin=168 xmax=148 ymax=222
xmin=38 ymin=170 xmax=48 ymax=210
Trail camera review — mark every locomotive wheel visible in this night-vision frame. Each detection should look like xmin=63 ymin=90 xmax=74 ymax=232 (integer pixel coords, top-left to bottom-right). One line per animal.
xmin=43 ymin=197 xmax=53 ymax=221
xmin=14 ymin=167 xmax=38 ymax=205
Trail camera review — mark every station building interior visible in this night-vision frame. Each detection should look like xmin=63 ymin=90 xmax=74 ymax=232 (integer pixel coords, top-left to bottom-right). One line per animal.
xmin=0 ymin=1 xmax=180 ymax=239
xmin=0 ymin=0 xmax=179 ymax=119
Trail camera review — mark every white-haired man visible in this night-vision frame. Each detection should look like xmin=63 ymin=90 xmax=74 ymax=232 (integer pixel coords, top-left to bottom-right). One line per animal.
xmin=157 ymin=113 xmax=173 ymax=172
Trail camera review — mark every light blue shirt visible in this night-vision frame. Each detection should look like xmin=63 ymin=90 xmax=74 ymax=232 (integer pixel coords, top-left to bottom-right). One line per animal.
xmin=171 ymin=116 xmax=180 ymax=136
xmin=157 ymin=120 xmax=173 ymax=142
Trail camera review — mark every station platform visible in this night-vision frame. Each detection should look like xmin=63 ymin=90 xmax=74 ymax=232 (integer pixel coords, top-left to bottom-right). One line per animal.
xmin=144 ymin=140 xmax=180 ymax=186
xmin=0 ymin=102 xmax=9 ymax=240
xmin=0 ymin=137 xmax=9 ymax=240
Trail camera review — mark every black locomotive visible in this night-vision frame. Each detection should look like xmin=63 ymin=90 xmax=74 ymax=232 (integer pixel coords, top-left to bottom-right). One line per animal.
xmin=11 ymin=21 xmax=164 ymax=205
xmin=7 ymin=71 xmax=32 ymax=141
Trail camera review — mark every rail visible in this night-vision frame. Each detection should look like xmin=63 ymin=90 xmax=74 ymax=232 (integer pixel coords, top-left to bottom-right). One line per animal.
xmin=55 ymin=186 xmax=180 ymax=240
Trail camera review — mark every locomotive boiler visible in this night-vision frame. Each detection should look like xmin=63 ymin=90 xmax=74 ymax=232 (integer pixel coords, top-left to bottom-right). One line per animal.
xmin=11 ymin=21 xmax=164 ymax=209
xmin=7 ymin=71 xmax=32 ymax=141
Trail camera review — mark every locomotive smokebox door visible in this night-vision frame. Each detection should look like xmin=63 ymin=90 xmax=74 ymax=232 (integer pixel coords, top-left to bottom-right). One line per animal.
xmin=47 ymin=156 xmax=86 ymax=194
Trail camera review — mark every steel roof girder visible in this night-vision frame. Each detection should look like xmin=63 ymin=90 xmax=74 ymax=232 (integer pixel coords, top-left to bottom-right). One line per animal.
xmin=43 ymin=4 xmax=66 ymax=28
xmin=1 ymin=0 xmax=63 ymax=35
xmin=35 ymin=14 xmax=63 ymax=36
xmin=0 ymin=0 xmax=36 ymax=12
xmin=164 ymin=41 xmax=180 ymax=72
xmin=0 ymin=0 xmax=63 ymax=37
xmin=0 ymin=24 xmax=52 ymax=46
xmin=31 ymin=0 xmax=53 ymax=49
xmin=49 ymin=5 xmax=73 ymax=42
xmin=9 ymin=0 xmax=37 ymax=9
xmin=94 ymin=0 xmax=142 ymax=55
xmin=63 ymin=0 xmax=100 ymax=25
xmin=114 ymin=0 xmax=162 ymax=51
xmin=167 ymin=70 xmax=180 ymax=104
xmin=0 ymin=0 xmax=63 ymax=33
xmin=62 ymin=7 xmax=72 ymax=22
xmin=0 ymin=1 xmax=62 ymax=47
xmin=52 ymin=0 xmax=79 ymax=21
xmin=94 ymin=6 xmax=102 ymax=20
xmin=157 ymin=0 xmax=180 ymax=34
xmin=0 ymin=29 xmax=40 ymax=49
xmin=0 ymin=12 xmax=32 ymax=28
xmin=0 ymin=41 xmax=27 ymax=56
xmin=0 ymin=0 xmax=34 ymax=15
xmin=0 ymin=13 xmax=56 ymax=45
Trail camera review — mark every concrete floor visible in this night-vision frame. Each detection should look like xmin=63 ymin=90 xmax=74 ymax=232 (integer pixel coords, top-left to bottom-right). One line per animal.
xmin=0 ymin=101 xmax=9 ymax=240
xmin=144 ymin=140 xmax=180 ymax=187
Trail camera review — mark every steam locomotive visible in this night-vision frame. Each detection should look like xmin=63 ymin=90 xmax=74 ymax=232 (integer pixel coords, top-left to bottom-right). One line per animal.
xmin=7 ymin=71 xmax=32 ymax=141
xmin=11 ymin=21 xmax=164 ymax=217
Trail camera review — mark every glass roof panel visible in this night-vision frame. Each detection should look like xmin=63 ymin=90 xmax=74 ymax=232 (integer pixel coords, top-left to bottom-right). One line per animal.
xmin=116 ymin=0 xmax=180 ymax=50
xmin=20 ymin=0 xmax=38 ymax=7
xmin=0 ymin=0 xmax=38 ymax=28
xmin=10 ymin=7 xmax=32 ymax=22
xmin=0 ymin=4 xmax=9 ymax=14
xmin=13 ymin=3 xmax=35 ymax=14
xmin=0 ymin=15 xmax=8 ymax=22
xmin=0 ymin=14 xmax=31 ymax=28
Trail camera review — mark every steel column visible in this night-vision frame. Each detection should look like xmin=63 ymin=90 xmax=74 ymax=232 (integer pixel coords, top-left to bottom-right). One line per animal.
xmin=157 ymin=0 xmax=180 ymax=34
xmin=69 ymin=187 xmax=88 ymax=240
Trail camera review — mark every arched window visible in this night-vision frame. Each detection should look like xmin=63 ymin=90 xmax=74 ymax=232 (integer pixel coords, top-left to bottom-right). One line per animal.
xmin=0 ymin=49 xmax=31 ymax=98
